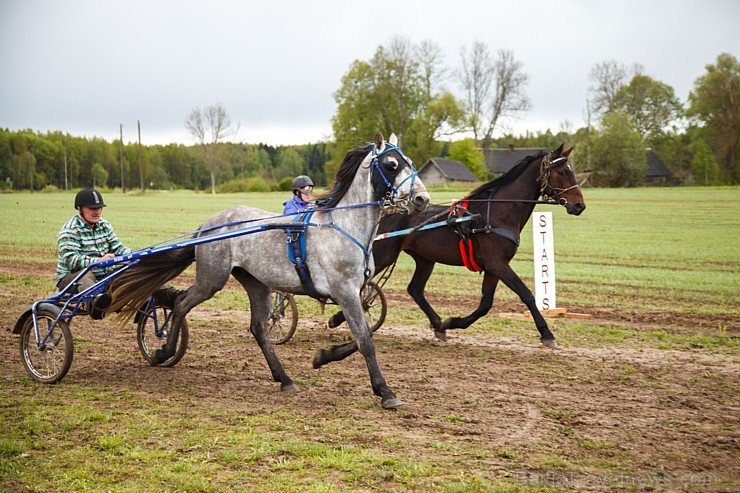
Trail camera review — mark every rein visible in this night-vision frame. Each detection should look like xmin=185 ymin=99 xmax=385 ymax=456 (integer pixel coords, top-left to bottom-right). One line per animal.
xmin=145 ymin=201 xmax=386 ymax=249
xmin=455 ymin=197 xmax=562 ymax=205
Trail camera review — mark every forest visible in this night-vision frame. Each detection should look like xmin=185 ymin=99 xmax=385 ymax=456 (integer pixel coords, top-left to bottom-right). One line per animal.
xmin=1 ymin=45 xmax=737 ymax=192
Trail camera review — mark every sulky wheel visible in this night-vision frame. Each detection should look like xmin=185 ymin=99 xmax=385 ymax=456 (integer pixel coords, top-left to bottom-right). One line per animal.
xmin=136 ymin=302 xmax=189 ymax=367
xmin=362 ymin=280 xmax=387 ymax=333
xmin=268 ymin=290 xmax=298 ymax=344
xmin=19 ymin=308 xmax=74 ymax=384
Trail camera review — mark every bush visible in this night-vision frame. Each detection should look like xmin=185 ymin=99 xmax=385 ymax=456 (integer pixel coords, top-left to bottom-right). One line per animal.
xmin=277 ymin=177 xmax=294 ymax=191
xmin=217 ymin=177 xmax=273 ymax=193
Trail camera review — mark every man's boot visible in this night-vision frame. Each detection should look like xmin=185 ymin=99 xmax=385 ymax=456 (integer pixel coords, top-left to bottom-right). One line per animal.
xmin=90 ymin=292 xmax=112 ymax=320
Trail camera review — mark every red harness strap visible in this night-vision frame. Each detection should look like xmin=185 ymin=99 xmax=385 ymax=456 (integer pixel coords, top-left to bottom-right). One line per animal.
xmin=459 ymin=238 xmax=483 ymax=272
xmin=450 ymin=197 xmax=483 ymax=273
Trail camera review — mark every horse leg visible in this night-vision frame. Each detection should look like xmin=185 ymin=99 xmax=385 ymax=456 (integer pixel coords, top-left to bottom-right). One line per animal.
xmin=314 ymin=292 xmax=387 ymax=368
xmin=313 ymin=338 xmax=360 ymax=369
xmin=232 ymin=268 xmax=296 ymax=392
xmin=154 ymin=281 xmax=219 ymax=365
xmin=314 ymin=258 xmax=439 ymax=367
xmin=327 ymin=310 xmax=346 ymax=328
xmin=327 ymin=238 xmax=402 ymax=329
xmin=405 ymin=256 xmax=447 ymax=339
xmin=331 ymin=292 xmax=402 ymax=409
xmin=496 ymin=265 xmax=557 ymax=348
xmin=438 ymin=272 xmax=498 ymax=337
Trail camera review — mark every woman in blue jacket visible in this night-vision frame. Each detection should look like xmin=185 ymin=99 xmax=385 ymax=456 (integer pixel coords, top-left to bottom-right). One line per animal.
xmin=283 ymin=175 xmax=314 ymax=215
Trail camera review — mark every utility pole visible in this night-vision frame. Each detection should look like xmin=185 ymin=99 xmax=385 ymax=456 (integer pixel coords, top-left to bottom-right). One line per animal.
xmin=63 ymin=136 xmax=68 ymax=190
xmin=119 ymin=124 xmax=125 ymax=193
xmin=138 ymin=120 xmax=145 ymax=192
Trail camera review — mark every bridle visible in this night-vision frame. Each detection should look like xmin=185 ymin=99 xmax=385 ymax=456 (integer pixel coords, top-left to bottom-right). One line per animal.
xmin=370 ymin=142 xmax=420 ymax=213
xmin=537 ymin=152 xmax=580 ymax=206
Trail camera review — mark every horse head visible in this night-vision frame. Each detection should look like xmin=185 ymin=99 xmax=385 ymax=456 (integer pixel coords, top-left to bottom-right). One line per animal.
xmin=370 ymin=130 xmax=429 ymax=214
xmin=539 ymin=144 xmax=586 ymax=216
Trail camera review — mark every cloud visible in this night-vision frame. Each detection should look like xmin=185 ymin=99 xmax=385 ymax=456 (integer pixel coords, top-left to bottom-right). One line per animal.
xmin=2 ymin=0 xmax=737 ymax=145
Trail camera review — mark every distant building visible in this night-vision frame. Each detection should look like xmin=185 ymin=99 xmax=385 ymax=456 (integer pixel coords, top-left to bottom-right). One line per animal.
xmin=644 ymin=149 xmax=673 ymax=184
xmin=482 ymin=146 xmax=547 ymax=174
xmin=418 ymin=158 xmax=479 ymax=186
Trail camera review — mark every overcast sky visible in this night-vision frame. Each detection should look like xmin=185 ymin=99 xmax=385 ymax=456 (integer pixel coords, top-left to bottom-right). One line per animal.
xmin=1 ymin=0 xmax=737 ymax=146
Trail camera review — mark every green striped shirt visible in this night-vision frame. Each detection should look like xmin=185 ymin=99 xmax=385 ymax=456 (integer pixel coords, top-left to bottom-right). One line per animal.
xmin=56 ymin=214 xmax=132 ymax=283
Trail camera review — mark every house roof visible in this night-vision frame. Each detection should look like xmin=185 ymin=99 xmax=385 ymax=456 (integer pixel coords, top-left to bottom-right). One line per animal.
xmin=482 ymin=147 xmax=546 ymax=173
xmin=419 ymin=158 xmax=478 ymax=182
xmin=646 ymin=149 xmax=671 ymax=177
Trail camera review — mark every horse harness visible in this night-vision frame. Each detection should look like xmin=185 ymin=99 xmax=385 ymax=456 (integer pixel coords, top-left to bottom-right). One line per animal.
xmin=283 ymin=140 xmax=423 ymax=298
xmin=284 ymin=209 xmax=376 ymax=300
xmin=285 ymin=211 xmax=322 ymax=298
xmin=447 ymin=196 xmax=520 ymax=273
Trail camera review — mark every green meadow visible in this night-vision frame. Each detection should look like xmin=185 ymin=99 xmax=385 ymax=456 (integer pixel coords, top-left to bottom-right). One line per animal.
xmin=2 ymin=187 xmax=737 ymax=316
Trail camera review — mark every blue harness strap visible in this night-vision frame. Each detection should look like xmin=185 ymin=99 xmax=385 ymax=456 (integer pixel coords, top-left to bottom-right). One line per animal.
xmin=285 ymin=211 xmax=322 ymax=298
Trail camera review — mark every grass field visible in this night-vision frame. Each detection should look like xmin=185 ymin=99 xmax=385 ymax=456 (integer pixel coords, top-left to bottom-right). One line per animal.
xmin=2 ymin=187 xmax=737 ymax=317
xmin=0 ymin=187 xmax=738 ymax=492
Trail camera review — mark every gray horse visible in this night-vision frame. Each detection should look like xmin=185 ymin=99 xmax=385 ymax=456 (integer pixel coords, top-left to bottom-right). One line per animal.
xmin=109 ymin=131 xmax=429 ymax=409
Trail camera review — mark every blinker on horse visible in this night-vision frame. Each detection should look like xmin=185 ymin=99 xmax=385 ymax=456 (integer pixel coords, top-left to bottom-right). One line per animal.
xmin=315 ymin=145 xmax=586 ymax=369
xmin=108 ymin=131 xmax=429 ymax=410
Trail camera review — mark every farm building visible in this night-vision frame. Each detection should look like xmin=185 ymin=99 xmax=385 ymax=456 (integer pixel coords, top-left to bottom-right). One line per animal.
xmin=418 ymin=158 xmax=479 ymax=186
xmin=482 ymin=147 xmax=547 ymax=174
xmin=644 ymin=149 xmax=673 ymax=184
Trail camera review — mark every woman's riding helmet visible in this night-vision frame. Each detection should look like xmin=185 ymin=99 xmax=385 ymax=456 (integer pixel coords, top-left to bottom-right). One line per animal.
xmin=292 ymin=175 xmax=314 ymax=190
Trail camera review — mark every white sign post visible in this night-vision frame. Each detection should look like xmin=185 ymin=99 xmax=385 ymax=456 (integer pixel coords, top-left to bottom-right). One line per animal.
xmin=533 ymin=211 xmax=555 ymax=311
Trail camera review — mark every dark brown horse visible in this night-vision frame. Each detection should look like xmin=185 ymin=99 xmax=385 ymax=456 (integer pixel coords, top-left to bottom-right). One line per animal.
xmin=314 ymin=145 xmax=585 ymax=368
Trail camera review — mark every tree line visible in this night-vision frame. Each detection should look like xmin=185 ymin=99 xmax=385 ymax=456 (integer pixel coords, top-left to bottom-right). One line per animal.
xmin=1 ymin=41 xmax=737 ymax=191
xmin=0 ymin=129 xmax=331 ymax=193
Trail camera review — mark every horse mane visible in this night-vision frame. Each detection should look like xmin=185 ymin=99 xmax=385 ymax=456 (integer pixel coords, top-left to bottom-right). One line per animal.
xmin=314 ymin=144 xmax=373 ymax=209
xmin=467 ymin=151 xmax=546 ymax=199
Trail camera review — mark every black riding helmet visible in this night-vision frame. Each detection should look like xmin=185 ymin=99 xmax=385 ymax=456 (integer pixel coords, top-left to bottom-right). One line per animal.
xmin=74 ymin=188 xmax=107 ymax=209
xmin=292 ymin=175 xmax=313 ymax=191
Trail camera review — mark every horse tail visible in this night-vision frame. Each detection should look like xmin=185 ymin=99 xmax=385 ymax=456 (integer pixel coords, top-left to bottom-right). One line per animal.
xmin=108 ymin=245 xmax=195 ymax=324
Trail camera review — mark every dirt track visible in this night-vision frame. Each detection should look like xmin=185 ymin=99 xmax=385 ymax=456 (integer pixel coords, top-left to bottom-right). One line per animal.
xmin=1 ymin=264 xmax=738 ymax=492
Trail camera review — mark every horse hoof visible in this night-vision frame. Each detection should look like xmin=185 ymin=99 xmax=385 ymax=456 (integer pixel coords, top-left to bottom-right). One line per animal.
xmin=541 ymin=338 xmax=558 ymax=349
xmin=281 ymin=383 xmax=298 ymax=393
xmin=312 ymin=350 xmax=327 ymax=369
xmin=382 ymin=397 xmax=404 ymax=410
xmin=327 ymin=314 xmax=342 ymax=328
xmin=151 ymin=350 xmax=166 ymax=366
xmin=434 ymin=330 xmax=447 ymax=342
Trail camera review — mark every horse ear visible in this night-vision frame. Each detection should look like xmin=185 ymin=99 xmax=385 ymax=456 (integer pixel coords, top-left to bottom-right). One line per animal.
xmin=374 ymin=131 xmax=384 ymax=149
xmin=554 ymin=143 xmax=564 ymax=155
xmin=389 ymin=133 xmax=398 ymax=146
xmin=564 ymin=146 xmax=574 ymax=157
